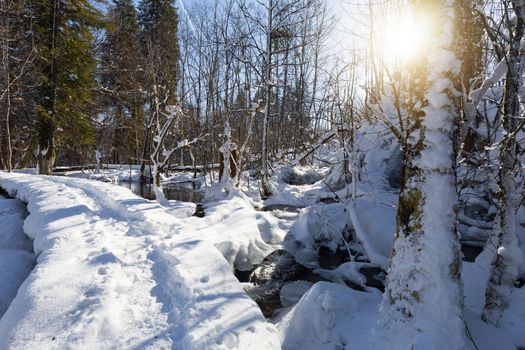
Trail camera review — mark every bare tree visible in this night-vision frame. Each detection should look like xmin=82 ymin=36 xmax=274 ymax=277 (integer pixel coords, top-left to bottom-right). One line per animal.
xmin=482 ymin=0 xmax=525 ymax=325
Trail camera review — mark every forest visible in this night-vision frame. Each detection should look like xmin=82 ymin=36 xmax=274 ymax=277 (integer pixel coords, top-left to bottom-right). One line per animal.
xmin=1 ymin=0 xmax=525 ymax=349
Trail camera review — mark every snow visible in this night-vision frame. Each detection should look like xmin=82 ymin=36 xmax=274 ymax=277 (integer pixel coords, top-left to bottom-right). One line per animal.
xmin=348 ymin=200 xmax=388 ymax=270
xmin=278 ymin=282 xmax=382 ymax=350
xmin=277 ymin=265 xmax=522 ymax=350
xmin=0 ymin=172 xmax=279 ymax=349
xmin=465 ymin=253 xmax=525 ymax=348
xmin=468 ymin=59 xmax=508 ymax=112
xmin=165 ymin=200 xmax=196 ymax=219
xmin=284 ymin=196 xmax=394 ymax=270
xmin=0 ymin=198 xmax=35 ymax=319
xmin=67 ymin=165 xmax=145 ymax=182
xmin=1 ymin=119 xmax=525 ymax=349
xmin=187 ymin=194 xmax=284 ymax=271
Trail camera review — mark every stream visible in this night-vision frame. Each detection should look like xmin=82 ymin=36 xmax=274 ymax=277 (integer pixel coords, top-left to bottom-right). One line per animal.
xmin=0 ymin=194 xmax=36 ymax=319
xmin=118 ymin=180 xmax=205 ymax=203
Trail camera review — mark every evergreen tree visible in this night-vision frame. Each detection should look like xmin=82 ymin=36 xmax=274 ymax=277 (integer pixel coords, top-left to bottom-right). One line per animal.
xmin=101 ymin=0 xmax=144 ymax=163
xmin=138 ymin=0 xmax=180 ymax=105
xmin=31 ymin=0 xmax=103 ymax=174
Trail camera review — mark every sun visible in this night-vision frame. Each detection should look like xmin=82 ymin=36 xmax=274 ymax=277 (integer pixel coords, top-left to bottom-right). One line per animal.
xmin=378 ymin=8 xmax=431 ymax=66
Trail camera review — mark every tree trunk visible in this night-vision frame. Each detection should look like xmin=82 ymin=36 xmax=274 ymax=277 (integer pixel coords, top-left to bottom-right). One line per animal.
xmin=379 ymin=0 xmax=466 ymax=347
xmin=482 ymin=0 xmax=525 ymax=324
xmin=260 ymin=0 xmax=273 ymax=198
xmin=2 ymin=31 xmax=13 ymax=172
xmin=38 ymin=0 xmax=59 ymax=175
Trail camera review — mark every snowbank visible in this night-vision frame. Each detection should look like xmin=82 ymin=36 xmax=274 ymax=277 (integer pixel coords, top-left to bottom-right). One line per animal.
xmin=277 ymin=275 xmax=520 ymax=350
xmin=278 ymin=282 xmax=382 ymax=350
xmin=284 ymin=196 xmax=394 ymax=269
xmin=0 ymin=173 xmax=279 ymax=349
xmin=188 ymin=194 xmax=285 ymax=271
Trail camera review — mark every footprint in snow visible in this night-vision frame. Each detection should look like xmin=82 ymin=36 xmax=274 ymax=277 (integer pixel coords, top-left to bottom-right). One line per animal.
xmin=218 ymin=331 xmax=239 ymax=349
xmin=89 ymin=251 xmax=121 ymax=265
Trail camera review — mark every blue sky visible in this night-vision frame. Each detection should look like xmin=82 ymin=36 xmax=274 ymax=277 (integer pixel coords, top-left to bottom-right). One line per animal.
xmin=96 ymin=0 xmax=367 ymax=61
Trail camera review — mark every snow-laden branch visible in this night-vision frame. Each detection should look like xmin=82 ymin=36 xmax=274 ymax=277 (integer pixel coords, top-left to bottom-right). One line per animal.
xmin=466 ymin=59 xmax=508 ymax=119
xmin=236 ymin=100 xmax=261 ymax=187
xmin=150 ymin=104 xmax=207 ymax=197
xmin=347 ymin=201 xmax=388 ymax=270
xmin=290 ymin=128 xmax=338 ymax=167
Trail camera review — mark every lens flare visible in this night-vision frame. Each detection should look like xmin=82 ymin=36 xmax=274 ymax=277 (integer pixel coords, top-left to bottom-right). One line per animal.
xmin=379 ymin=9 xmax=431 ymax=66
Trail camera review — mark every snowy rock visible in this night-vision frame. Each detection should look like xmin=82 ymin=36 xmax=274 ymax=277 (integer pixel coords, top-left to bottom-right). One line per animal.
xmin=284 ymin=203 xmax=350 ymax=268
xmin=278 ymin=165 xmax=325 ymax=186
xmin=165 ymin=200 xmax=197 ymax=219
xmin=249 ymin=249 xmax=309 ymax=285
xmin=245 ymin=249 xmax=322 ymax=317
xmin=195 ymin=195 xmax=278 ymax=271
xmin=278 ymin=281 xmax=382 ymax=350
xmin=323 ymin=161 xmax=350 ymax=191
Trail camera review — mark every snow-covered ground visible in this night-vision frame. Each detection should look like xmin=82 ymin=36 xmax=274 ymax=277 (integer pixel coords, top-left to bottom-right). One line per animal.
xmin=0 ymin=173 xmax=279 ymax=349
xmin=2 ymin=131 xmax=525 ymax=350
xmin=277 ymin=266 xmax=523 ymax=350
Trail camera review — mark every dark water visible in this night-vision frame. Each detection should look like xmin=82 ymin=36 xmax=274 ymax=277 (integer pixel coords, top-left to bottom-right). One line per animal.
xmin=255 ymin=204 xmax=304 ymax=213
xmin=0 ymin=197 xmax=37 ymax=319
xmin=118 ymin=181 xmax=205 ymax=203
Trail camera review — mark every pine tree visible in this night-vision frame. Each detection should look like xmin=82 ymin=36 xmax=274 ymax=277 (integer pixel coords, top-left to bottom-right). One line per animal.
xmin=379 ymin=0 xmax=466 ymax=348
xmin=101 ymin=0 xmax=144 ymax=163
xmin=138 ymin=0 xmax=180 ymax=105
xmin=31 ymin=0 xmax=102 ymax=174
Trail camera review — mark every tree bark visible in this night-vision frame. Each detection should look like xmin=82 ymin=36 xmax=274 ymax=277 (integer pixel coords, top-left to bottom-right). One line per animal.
xmin=260 ymin=0 xmax=273 ymax=198
xmin=2 ymin=25 xmax=12 ymax=172
xmin=379 ymin=0 xmax=466 ymax=347
xmin=482 ymin=0 xmax=525 ymax=325
xmin=38 ymin=0 xmax=59 ymax=175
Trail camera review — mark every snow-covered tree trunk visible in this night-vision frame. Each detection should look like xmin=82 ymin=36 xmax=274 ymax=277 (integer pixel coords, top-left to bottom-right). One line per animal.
xmin=482 ymin=0 xmax=525 ymax=325
xmin=218 ymin=117 xmax=237 ymax=193
xmin=95 ymin=149 xmax=101 ymax=174
xmin=235 ymin=102 xmax=259 ymax=187
xmin=379 ymin=0 xmax=466 ymax=347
